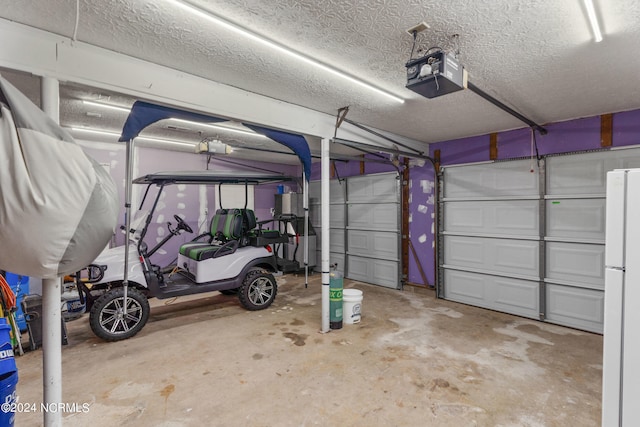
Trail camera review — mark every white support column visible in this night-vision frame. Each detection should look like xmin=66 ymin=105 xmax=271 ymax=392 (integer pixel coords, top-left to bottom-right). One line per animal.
xmin=303 ymin=173 xmax=309 ymax=287
xmin=321 ymin=138 xmax=330 ymax=332
xmin=41 ymin=75 xmax=62 ymax=427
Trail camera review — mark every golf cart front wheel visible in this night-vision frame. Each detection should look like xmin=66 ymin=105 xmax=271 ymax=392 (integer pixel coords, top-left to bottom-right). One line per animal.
xmin=238 ymin=269 xmax=277 ymax=310
xmin=89 ymin=287 xmax=150 ymax=341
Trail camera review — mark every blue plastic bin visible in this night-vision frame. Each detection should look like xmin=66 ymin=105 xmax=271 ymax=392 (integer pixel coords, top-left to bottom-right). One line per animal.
xmin=0 ymin=318 xmax=17 ymax=427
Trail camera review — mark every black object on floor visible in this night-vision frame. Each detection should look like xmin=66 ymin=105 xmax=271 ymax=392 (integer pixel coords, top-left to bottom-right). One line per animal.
xmin=21 ymin=294 xmax=68 ymax=351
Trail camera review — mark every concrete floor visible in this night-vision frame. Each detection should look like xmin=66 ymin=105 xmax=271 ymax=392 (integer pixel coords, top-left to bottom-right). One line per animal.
xmin=15 ymin=274 xmax=603 ymax=426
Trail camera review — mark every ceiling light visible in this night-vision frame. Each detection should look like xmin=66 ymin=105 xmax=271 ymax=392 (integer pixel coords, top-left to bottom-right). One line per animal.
xmin=583 ymin=0 xmax=603 ymax=42
xmin=170 ymin=118 xmax=268 ymax=138
xmin=135 ymin=136 xmax=196 ymax=148
xmin=70 ymin=127 xmax=121 ymax=137
xmin=69 ymin=127 xmax=195 ymax=148
xmin=165 ymin=0 xmax=405 ymax=104
xmin=82 ymin=100 xmax=131 ymax=112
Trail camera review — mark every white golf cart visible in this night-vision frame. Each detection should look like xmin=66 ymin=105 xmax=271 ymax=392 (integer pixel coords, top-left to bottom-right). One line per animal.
xmin=70 ymin=100 xmax=313 ymax=341
xmin=75 ymin=171 xmax=295 ymax=341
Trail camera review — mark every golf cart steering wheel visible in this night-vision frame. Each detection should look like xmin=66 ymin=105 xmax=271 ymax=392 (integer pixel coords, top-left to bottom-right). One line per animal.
xmin=173 ymin=215 xmax=193 ymax=234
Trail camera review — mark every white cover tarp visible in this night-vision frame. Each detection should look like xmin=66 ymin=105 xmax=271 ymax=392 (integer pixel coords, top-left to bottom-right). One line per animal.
xmin=0 ymin=76 xmax=118 ymax=278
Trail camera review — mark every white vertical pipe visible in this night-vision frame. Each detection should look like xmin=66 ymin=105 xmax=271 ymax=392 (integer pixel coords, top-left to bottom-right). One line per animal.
xmin=41 ymin=76 xmax=62 ymax=427
xmin=321 ymin=138 xmax=330 ymax=332
xmin=303 ymin=173 xmax=309 ymax=287
xmin=41 ymin=76 xmax=59 ymax=123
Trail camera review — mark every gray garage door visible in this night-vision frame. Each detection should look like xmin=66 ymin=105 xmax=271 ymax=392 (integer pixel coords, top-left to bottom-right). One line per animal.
xmin=440 ymin=160 xmax=542 ymax=320
xmin=310 ymin=172 xmax=401 ymax=289
xmin=309 ymin=179 xmax=346 ymax=271
xmin=346 ymin=173 xmax=400 ymax=288
xmin=545 ymin=149 xmax=640 ymax=332
xmin=441 ymin=148 xmax=640 ymax=333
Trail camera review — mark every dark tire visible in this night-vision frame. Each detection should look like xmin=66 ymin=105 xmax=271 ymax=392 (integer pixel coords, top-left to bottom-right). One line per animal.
xmin=238 ymin=269 xmax=277 ymax=310
xmin=89 ymin=287 xmax=150 ymax=341
xmin=219 ymin=289 xmax=238 ymax=296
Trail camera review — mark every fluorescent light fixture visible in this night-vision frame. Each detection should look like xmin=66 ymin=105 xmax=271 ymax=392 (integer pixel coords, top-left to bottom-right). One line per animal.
xmin=170 ymin=118 xmax=267 ymax=138
xmin=583 ymin=0 xmax=603 ymax=42
xmin=136 ymin=136 xmax=196 ymax=149
xmin=70 ymin=127 xmax=195 ymax=148
xmin=82 ymin=100 xmax=131 ymax=112
xmin=165 ymin=0 xmax=405 ymax=104
xmin=70 ymin=127 xmax=120 ymax=137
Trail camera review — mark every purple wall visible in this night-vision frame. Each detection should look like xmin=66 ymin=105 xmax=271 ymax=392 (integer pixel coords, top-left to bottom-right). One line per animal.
xmin=407 ymin=163 xmax=436 ymax=287
xmin=612 ymin=110 xmax=640 ymax=147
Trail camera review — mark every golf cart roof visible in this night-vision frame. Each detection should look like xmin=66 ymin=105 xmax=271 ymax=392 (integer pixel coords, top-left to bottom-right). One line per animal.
xmin=133 ymin=170 xmax=297 ymax=185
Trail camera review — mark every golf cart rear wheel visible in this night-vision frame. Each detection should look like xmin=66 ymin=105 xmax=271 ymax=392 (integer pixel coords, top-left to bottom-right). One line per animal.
xmin=238 ymin=269 xmax=277 ymax=310
xmin=89 ymin=287 xmax=150 ymax=341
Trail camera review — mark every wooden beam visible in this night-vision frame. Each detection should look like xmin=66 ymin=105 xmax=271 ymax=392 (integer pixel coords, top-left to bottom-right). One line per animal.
xmin=331 ymin=161 xmax=336 ymax=179
xmin=490 ymin=133 xmax=498 ymax=160
xmin=601 ymin=114 xmax=613 ymax=147
xmin=360 ymin=154 xmax=365 ymax=175
xmin=401 ymin=158 xmax=410 ymax=286
xmin=434 ymin=149 xmax=441 ymax=174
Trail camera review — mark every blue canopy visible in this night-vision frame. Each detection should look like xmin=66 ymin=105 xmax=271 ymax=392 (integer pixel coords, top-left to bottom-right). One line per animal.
xmin=119 ymin=101 xmax=226 ymax=142
xmin=119 ymin=101 xmax=312 ymax=181
xmin=242 ymin=124 xmax=311 ymax=181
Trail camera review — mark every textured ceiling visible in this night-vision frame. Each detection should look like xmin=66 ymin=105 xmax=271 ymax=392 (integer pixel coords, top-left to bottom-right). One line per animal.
xmin=1 ymin=0 xmax=639 ymax=148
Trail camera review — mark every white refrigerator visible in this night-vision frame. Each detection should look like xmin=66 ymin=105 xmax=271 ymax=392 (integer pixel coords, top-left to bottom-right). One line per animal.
xmin=603 ymin=168 xmax=640 ymax=426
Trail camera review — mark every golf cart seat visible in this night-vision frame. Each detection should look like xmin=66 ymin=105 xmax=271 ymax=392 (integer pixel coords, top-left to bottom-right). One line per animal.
xmin=179 ymin=209 xmax=248 ymax=261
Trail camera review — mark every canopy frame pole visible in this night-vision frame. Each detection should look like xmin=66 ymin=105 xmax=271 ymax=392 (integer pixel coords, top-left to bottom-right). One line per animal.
xmin=320 ymin=138 xmax=330 ymax=332
xmin=123 ymin=138 xmax=135 ymax=318
xmin=41 ymin=75 xmax=62 ymax=427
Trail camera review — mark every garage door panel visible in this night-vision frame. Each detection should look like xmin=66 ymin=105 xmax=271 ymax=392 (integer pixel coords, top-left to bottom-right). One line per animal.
xmin=348 ymin=255 xmax=398 ymax=288
xmin=309 ymin=204 xmax=345 ymax=228
xmin=546 ymin=284 xmax=604 ymax=333
xmin=547 ymin=150 xmax=640 ymax=195
xmin=309 ymin=180 xmax=346 ymax=204
xmin=444 ymin=200 xmax=539 ymax=236
xmin=314 ymin=229 xmax=345 ymax=253
xmin=444 ymin=160 xmax=539 ymax=198
xmin=443 ymin=269 xmax=539 ymax=318
xmin=444 ymin=236 xmax=539 ymax=278
xmin=330 ymin=205 xmax=346 ymax=228
xmin=546 ymin=199 xmax=605 ymax=240
xmin=347 ymin=174 xmax=397 ymax=203
xmin=348 ymin=203 xmax=398 ymax=231
xmin=347 ymin=229 xmax=398 ymax=260
xmin=494 ymin=279 xmax=539 ymax=312
xmin=547 ymin=157 xmax=607 ymax=195
xmin=546 ymin=242 xmax=605 ymax=288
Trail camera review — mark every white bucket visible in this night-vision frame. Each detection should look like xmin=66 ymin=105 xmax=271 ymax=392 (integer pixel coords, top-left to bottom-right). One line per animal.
xmin=343 ymin=289 xmax=363 ymax=324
